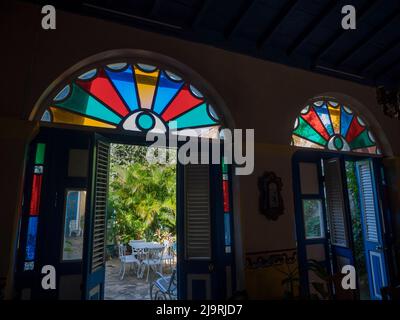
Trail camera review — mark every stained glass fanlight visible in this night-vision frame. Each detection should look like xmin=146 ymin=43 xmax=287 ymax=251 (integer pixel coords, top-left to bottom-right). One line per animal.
xmin=291 ymin=99 xmax=381 ymax=155
xmin=41 ymin=63 xmax=222 ymax=139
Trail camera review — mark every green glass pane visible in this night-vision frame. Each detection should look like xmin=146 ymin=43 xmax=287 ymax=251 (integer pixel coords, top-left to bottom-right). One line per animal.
xmin=293 ymin=117 xmax=327 ymax=146
xmin=167 ymin=103 xmax=217 ymax=130
xmin=222 ymin=158 xmax=228 ymax=174
xmin=35 ymin=143 xmax=46 ymax=165
xmin=349 ymin=130 xmax=375 ymax=150
xmin=55 ymin=83 xmax=122 ymax=124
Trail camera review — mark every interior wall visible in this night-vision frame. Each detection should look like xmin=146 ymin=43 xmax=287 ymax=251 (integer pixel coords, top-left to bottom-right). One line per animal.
xmin=1 ymin=2 xmax=400 ymax=299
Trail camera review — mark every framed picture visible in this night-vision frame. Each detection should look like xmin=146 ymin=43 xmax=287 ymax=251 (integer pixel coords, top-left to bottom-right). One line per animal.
xmin=258 ymin=171 xmax=284 ymax=220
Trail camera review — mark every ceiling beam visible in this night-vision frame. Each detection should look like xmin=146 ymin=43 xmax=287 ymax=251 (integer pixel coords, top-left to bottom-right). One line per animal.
xmin=191 ymin=0 xmax=211 ymax=29
xmin=149 ymin=0 xmax=161 ymax=17
xmin=312 ymin=0 xmax=379 ymax=65
xmin=224 ymin=0 xmax=257 ymax=39
xmin=256 ymin=0 xmax=299 ymax=50
xmin=373 ymin=57 xmax=400 ymax=81
xmin=335 ymin=11 xmax=400 ymax=67
xmin=286 ymin=0 xmax=338 ymax=55
xmin=359 ymin=39 xmax=400 ymax=73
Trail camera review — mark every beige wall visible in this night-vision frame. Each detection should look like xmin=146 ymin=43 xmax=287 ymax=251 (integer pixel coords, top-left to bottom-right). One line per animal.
xmin=1 ymin=2 xmax=400 ymax=298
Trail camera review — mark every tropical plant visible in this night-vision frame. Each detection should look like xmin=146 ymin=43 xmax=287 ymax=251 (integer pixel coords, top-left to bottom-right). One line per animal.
xmin=108 ymin=144 xmax=176 ymax=245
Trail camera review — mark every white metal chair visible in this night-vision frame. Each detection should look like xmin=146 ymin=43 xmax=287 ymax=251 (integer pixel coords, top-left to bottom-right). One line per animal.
xmin=118 ymin=244 xmax=140 ymax=280
xmin=129 ymin=239 xmax=146 ymax=260
xmin=138 ymin=247 xmax=164 ymax=282
xmin=150 ymin=269 xmax=177 ymax=300
xmin=161 ymin=240 xmax=175 ymax=269
xmin=68 ymin=219 xmax=82 ymax=237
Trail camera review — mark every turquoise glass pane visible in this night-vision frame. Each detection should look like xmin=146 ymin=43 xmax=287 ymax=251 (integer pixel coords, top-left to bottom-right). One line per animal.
xmin=153 ymin=71 xmax=184 ymax=115
xmin=340 ymin=107 xmax=354 ymax=137
xmin=55 ymin=83 xmax=121 ymax=124
xmin=314 ymin=103 xmax=334 ymax=136
xmin=167 ymin=103 xmax=217 ymax=130
xmin=224 ymin=213 xmax=231 ymax=246
xmin=25 ymin=216 xmax=38 ymax=261
xmin=105 ymin=65 xmax=139 ymax=111
xmin=137 ymin=113 xmax=155 ymax=130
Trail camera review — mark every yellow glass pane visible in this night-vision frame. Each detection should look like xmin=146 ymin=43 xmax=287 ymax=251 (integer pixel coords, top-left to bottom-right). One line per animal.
xmin=50 ymin=107 xmax=116 ymax=129
xmin=292 ymin=135 xmax=324 ymax=149
xmin=328 ymin=102 xmax=340 ymax=134
xmin=134 ymin=66 xmax=159 ymax=109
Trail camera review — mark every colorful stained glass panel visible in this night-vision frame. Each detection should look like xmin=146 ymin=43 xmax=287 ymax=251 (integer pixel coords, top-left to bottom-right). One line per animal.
xmin=292 ymin=99 xmax=380 ymax=155
xmin=41 ymin=63 xmax=222 ymax=138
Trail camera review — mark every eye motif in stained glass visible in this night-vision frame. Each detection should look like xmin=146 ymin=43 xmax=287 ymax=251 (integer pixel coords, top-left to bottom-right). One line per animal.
xmin=41 ymin=63 xmax=222 ymax=139
xmin=292 ymin=100 xmax=381 ymax=155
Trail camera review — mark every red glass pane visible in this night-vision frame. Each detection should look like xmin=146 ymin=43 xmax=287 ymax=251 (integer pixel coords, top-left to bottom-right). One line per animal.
xmin=30 ymin=174 xmax=43 ymax=215
xmin=77 ymin=69 xmax=129 ymax=117
xmin=161 ymin=84 xmax=203 ymax=121
xmin=301 ymin=108 xmax=330 ymax=140
xmin=346 ymin=116 xmax=365 ymax=142
xmin=223 ymin=180 xmax=230 ymax=212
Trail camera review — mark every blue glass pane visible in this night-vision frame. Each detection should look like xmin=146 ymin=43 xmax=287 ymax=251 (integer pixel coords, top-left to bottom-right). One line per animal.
xmin=54 ymin=85 xmax=70 ymax=102
xmin=340 ymin=106 xmax=354 ymax=137
xmin=224 ymin=213 xmax=231 ymax=247
xmin=41 ymin=110 xmax=51 ymax=122
xmin=24 ymin=261 xmax=35 ymax=271
xmin=105 ymin=65 xmax=139 ymax=111
xmin=314 ymin=103 xmax=333 ymax=136
xmin=152 ymin=71 xmax=184 ymax=115
xmin=25 ymin=216 xmax=38 ymax=261
xmin=168 ymin=103 xmax=217 ymax=130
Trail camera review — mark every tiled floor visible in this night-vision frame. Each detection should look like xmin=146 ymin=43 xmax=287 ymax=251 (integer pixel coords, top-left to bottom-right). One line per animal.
xmin=104 ymin=259 xmax=151 ymax=300
xmin=104 ymin=258 xmax=176 ymax=300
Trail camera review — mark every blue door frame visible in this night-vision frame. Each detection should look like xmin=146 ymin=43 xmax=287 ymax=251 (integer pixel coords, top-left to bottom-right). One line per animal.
xmin=292 ymin=152 xmax=332 ymax=298
xmin=292 ymin=150 xmax=392 ymax=299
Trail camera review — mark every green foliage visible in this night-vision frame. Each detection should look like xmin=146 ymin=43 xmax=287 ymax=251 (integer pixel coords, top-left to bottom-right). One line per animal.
xmin=345 ymin=161 xmax=366 ymax=276
xmin=108 ymin=144 xmax=176 ymax=244
xmin=303 ymin=200 xmax=322 ymax=238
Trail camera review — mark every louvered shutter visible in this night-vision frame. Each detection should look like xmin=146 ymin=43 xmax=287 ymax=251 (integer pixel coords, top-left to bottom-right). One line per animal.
xmin=324 ymin=159 xmax=348 ymax=247
xmin=91 ymin=140 xmax=110 ymax=271
xmin=357 ymin=161 xmax=378 ymax=242
xmin=184 ymin=164 xmax=211 ymax=260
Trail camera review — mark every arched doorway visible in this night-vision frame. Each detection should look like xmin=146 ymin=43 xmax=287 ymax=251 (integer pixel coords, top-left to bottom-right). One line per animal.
xmin=15 ymin=51 xmax=238 ymax=300
xmin=291 ymin=97 xmax=394 ymax=300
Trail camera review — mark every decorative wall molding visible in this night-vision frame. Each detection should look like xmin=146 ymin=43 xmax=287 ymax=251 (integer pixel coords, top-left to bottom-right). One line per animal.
xmin=245 ymin=248 xmax=297 ymax=269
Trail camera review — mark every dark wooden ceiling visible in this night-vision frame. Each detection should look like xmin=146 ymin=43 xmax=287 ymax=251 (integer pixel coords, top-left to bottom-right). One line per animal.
xmin=25 ymin=0 xmax=400 ymax=88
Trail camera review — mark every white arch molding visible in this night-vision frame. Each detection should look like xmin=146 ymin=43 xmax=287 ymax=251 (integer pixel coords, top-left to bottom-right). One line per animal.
xmin=29 ymin=49 xmax=245 ymax=293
